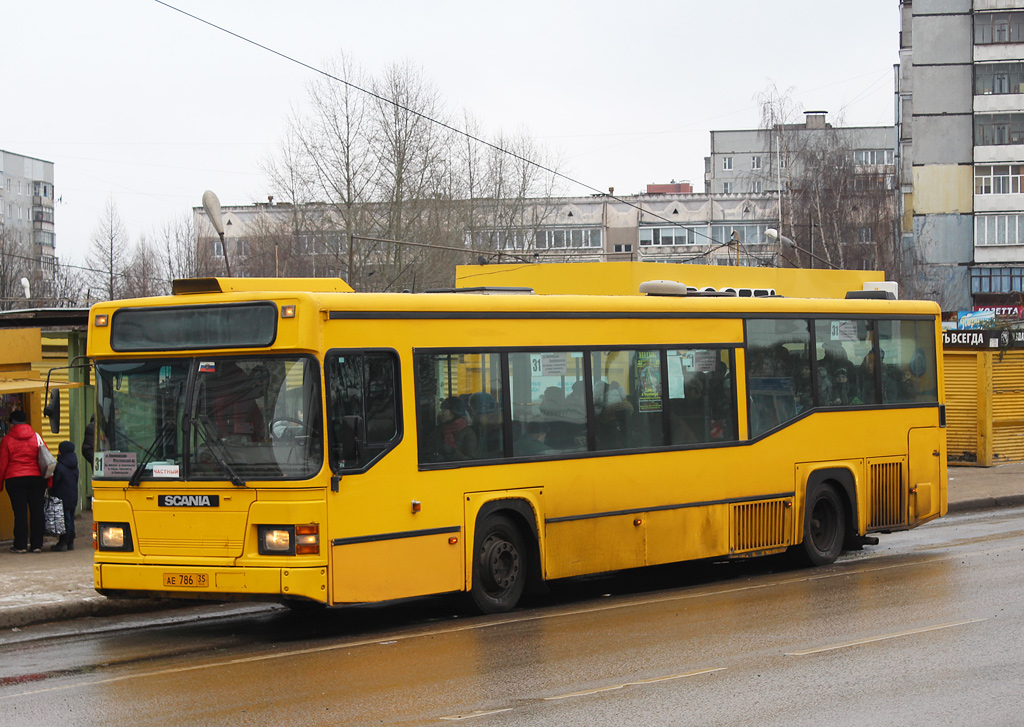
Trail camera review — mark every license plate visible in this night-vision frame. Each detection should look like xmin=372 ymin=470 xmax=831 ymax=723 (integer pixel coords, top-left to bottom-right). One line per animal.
xmin=163 ymin=572 xmax=209 ymax=588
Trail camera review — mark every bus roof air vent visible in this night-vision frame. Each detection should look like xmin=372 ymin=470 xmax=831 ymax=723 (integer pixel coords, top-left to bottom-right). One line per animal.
xmin=845 ymin=290 xmax=896 ymax=300
xmin=639 ymin=280 xmax=693 ymax=296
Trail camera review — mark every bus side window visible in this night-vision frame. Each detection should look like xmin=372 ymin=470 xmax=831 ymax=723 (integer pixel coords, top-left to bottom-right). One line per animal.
xmin=414 ymin=351 xmax=500 ymax=464
xmin=667 ymin=349 xmax=736 ymax=444
xmin=508 ymin=351 xmax=587 ymax=455
xmin=326 ymin=351 xmax=400 ymax=471
xmin=816 ymin=320 xmax=863 ymax=407
xmin=878 ymin=319 xmax=939 ymax=404
xmin=746 ymin=319 xmax=811 ymax=438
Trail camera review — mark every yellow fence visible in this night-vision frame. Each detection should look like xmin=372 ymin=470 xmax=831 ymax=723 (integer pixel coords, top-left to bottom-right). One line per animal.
xmin=945 ymin=349 xmax=1024 ymax=466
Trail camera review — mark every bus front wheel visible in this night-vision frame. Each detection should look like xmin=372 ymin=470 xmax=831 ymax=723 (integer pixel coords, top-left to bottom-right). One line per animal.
xmin=471 ymin=515 xmax=527 ymax=614
xmin=796 ymin=483 xmax=845 ymax=567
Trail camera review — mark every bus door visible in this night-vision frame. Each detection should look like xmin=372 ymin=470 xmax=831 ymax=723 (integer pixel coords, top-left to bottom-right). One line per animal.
xmin=326 ymin=349 xmax=464 ymax=603
xmin=908 ymin=426 xmax=944 ymax=524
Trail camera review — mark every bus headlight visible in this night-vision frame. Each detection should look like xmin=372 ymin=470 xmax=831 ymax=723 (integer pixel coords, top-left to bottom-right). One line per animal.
xmin=259 ymin=526 xmax=293 ymax=554
xmin=96 ymin=522 xmax=133 ymax=552
xmin=257 ymin=524 xmax=320 ymax=555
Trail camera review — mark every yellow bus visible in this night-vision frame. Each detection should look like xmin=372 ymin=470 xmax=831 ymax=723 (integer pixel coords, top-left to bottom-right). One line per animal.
xmin=84 ymin=277 xmax=946 ymax=613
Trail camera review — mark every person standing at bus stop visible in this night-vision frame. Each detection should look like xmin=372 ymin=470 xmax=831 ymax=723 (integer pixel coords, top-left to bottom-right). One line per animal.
xmin=49 ymin=441 xmax=79 ymax=551
xmin=0 ymin=410 xmax=48 ymax=553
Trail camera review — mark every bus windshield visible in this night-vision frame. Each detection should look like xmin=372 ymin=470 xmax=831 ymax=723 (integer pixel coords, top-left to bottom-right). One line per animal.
xmin=95 ymin=356 xmax=322 ymax=481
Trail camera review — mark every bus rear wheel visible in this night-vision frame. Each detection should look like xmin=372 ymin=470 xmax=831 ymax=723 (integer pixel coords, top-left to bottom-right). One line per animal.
xmin=471 ymin=516 xmax=527 ymax=614
xmin=795 ymin=483 xmax=845 ymax=567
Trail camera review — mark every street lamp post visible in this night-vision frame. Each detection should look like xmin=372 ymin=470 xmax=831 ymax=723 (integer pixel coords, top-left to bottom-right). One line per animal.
xmin=202 ymin=190 xmax=232 ymax=277
xmin=765 ymin=228 xmax=839 ymax=270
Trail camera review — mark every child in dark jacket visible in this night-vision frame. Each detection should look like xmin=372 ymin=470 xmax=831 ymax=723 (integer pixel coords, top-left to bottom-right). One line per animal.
xmin=49 ymin=441 xmax=79 ymax=551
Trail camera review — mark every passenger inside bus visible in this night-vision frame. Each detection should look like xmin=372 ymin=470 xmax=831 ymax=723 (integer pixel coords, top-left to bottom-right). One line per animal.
xmin=539 ymin=385 xmax=586 ymax=451
xmin=469 ymin=391 xmax=503 ymax=459
xmin=513 ymin=420 xmax=552 ymax=457
xmin=438 ymin=397 xmax=478 ymax=461
xmin=206 ymin=361 xmax=267 ymax=442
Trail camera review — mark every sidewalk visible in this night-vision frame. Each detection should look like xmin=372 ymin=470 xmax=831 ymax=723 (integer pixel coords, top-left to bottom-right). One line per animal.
xmin=3 ymin=464 xmax=1024 ymax=631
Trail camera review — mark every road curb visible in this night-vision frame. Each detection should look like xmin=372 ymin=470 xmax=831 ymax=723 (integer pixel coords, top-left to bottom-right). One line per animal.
xmin=0 ymin=598 xmax=185 ymax=631
xmin=947 ymin=494 xmax=1024 ymax=514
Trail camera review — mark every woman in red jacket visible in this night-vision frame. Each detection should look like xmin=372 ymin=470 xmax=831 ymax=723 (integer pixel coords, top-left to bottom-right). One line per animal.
xmin=0 ymin=410 xmax=47 ymax=553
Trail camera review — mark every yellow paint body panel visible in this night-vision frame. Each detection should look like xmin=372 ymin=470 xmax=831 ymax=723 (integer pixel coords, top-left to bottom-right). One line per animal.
xmin=332 ymin=532 xmax=464 ymax=603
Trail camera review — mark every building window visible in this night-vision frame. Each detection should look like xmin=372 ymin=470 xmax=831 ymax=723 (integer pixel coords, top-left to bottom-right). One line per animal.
xmin=976 ymin=63 xmax=1024 ymax=95
xmin=710 ymin=224 xmax=768 ymax=245
xmin=639 ymin=227 xmax=697 ymax=246
xmin=751 ymin=156 xmax=761 ymax=170
xmin=470 ymin=229 xmax=529 ymax=250
xmin=722 ymin=182 xmax=733 ymax=194
xmin=722 ymin=157 xmax=733 ymax=171
xmin=971 ymin=266 xmax=1024 ymax=294
xmin=533 ymin=227 xmax=602 ymax=250
xmin=975 ymin=12 xmax=1024 ymax=45
xmin=975 ymin=113 xmax=1024 ymax=145
xmin=975 ymin=214 xmax=1024 ymax=246
xmin=975 ymin=165 xmax=1024 ymax=194
xmin=853 ymin=149 xmax=895 ymax=166
xmin=857 ymin=227 xmax=873 ymax=243
xmin=751 ymin=181 xmax=762 ymax=194
xmin=613 ymin=244 xmax=633 ymax=253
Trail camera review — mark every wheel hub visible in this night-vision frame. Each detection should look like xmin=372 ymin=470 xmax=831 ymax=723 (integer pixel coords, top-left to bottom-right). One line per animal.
xmin=481 ymin=536 xmax=519 ymax=591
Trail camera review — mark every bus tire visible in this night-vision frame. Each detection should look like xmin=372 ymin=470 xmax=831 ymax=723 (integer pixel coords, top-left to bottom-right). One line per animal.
xmin=796 ymin=482 xmax=845 ymax=567
xmin=471 ymin=515 xmax=527 ymax=614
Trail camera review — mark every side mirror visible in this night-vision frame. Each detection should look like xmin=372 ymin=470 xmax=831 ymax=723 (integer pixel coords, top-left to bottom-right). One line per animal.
xmin=43 ymin=389 xmax=61 ymax=434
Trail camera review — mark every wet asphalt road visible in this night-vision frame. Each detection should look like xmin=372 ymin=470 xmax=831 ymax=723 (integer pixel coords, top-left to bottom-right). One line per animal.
xmin=1 ymin=507 xmax=1022 ymax=726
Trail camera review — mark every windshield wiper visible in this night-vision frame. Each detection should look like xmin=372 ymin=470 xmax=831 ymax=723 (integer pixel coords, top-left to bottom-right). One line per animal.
xmin=127 ymin=421 xmax=175 ymax=488
xmin=192 ymin=413 xmax=247 ymax=488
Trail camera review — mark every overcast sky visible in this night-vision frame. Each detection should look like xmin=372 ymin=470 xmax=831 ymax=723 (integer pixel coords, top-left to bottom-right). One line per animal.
xmin=2 ymin=0 xmax=900 ymax=269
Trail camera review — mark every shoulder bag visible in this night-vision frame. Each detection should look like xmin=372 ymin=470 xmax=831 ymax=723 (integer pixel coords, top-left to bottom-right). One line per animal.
xmin=36 ymin=433 xmax=57 ymax=479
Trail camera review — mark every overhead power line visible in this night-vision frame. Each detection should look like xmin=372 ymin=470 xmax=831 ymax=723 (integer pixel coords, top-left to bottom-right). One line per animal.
xmin=152 ymin=0 xmax=771 ymax=265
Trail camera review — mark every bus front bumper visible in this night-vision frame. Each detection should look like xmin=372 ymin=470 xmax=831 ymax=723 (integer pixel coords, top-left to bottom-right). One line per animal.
xmin=94 ymin=563 xmax=328 ymax=604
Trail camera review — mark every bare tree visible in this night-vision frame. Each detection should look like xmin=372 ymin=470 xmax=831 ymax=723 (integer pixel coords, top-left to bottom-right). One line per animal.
xmin=757 ymin=87 xmax=901 ymax=280
xmin=161 ymin=212 xmax=211 ymax=282
xmin=367 ymin=60 xmax=453 ymax=291
xmin=87 ymin=198 xmax=129 ymax=300
xmin=264 ymin=53 xmax=379 ymax=287
xmin=0 ymin=226 xmax=31 ymax=310
xmin=261 ymin=54 xmax=565 ymax=291
xmin=50 ymin=259 xmax=85 ymax=307
xmin=122 ymin=234 xmax=167 ymax=299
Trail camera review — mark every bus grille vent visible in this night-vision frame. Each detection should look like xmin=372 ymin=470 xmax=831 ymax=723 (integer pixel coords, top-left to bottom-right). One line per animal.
xmin=731 ymin=499 xmax=788 ymax=553
xmin=869 ymin=460 xmax=906 ymax=529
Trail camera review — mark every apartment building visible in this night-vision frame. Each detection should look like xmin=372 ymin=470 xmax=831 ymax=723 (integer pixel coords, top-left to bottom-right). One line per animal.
xmin=0 ymin=150 xmax=56 ymax=280
xmin=705 ymin=113 xmax=896 ymax=198
xmin=705 ymin=114 xmax=898 ymax=273
xmin=195 ymin=184 xmax=781 ymax=291
xmin=900 ymin=0 xmax=1024 ymax=310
